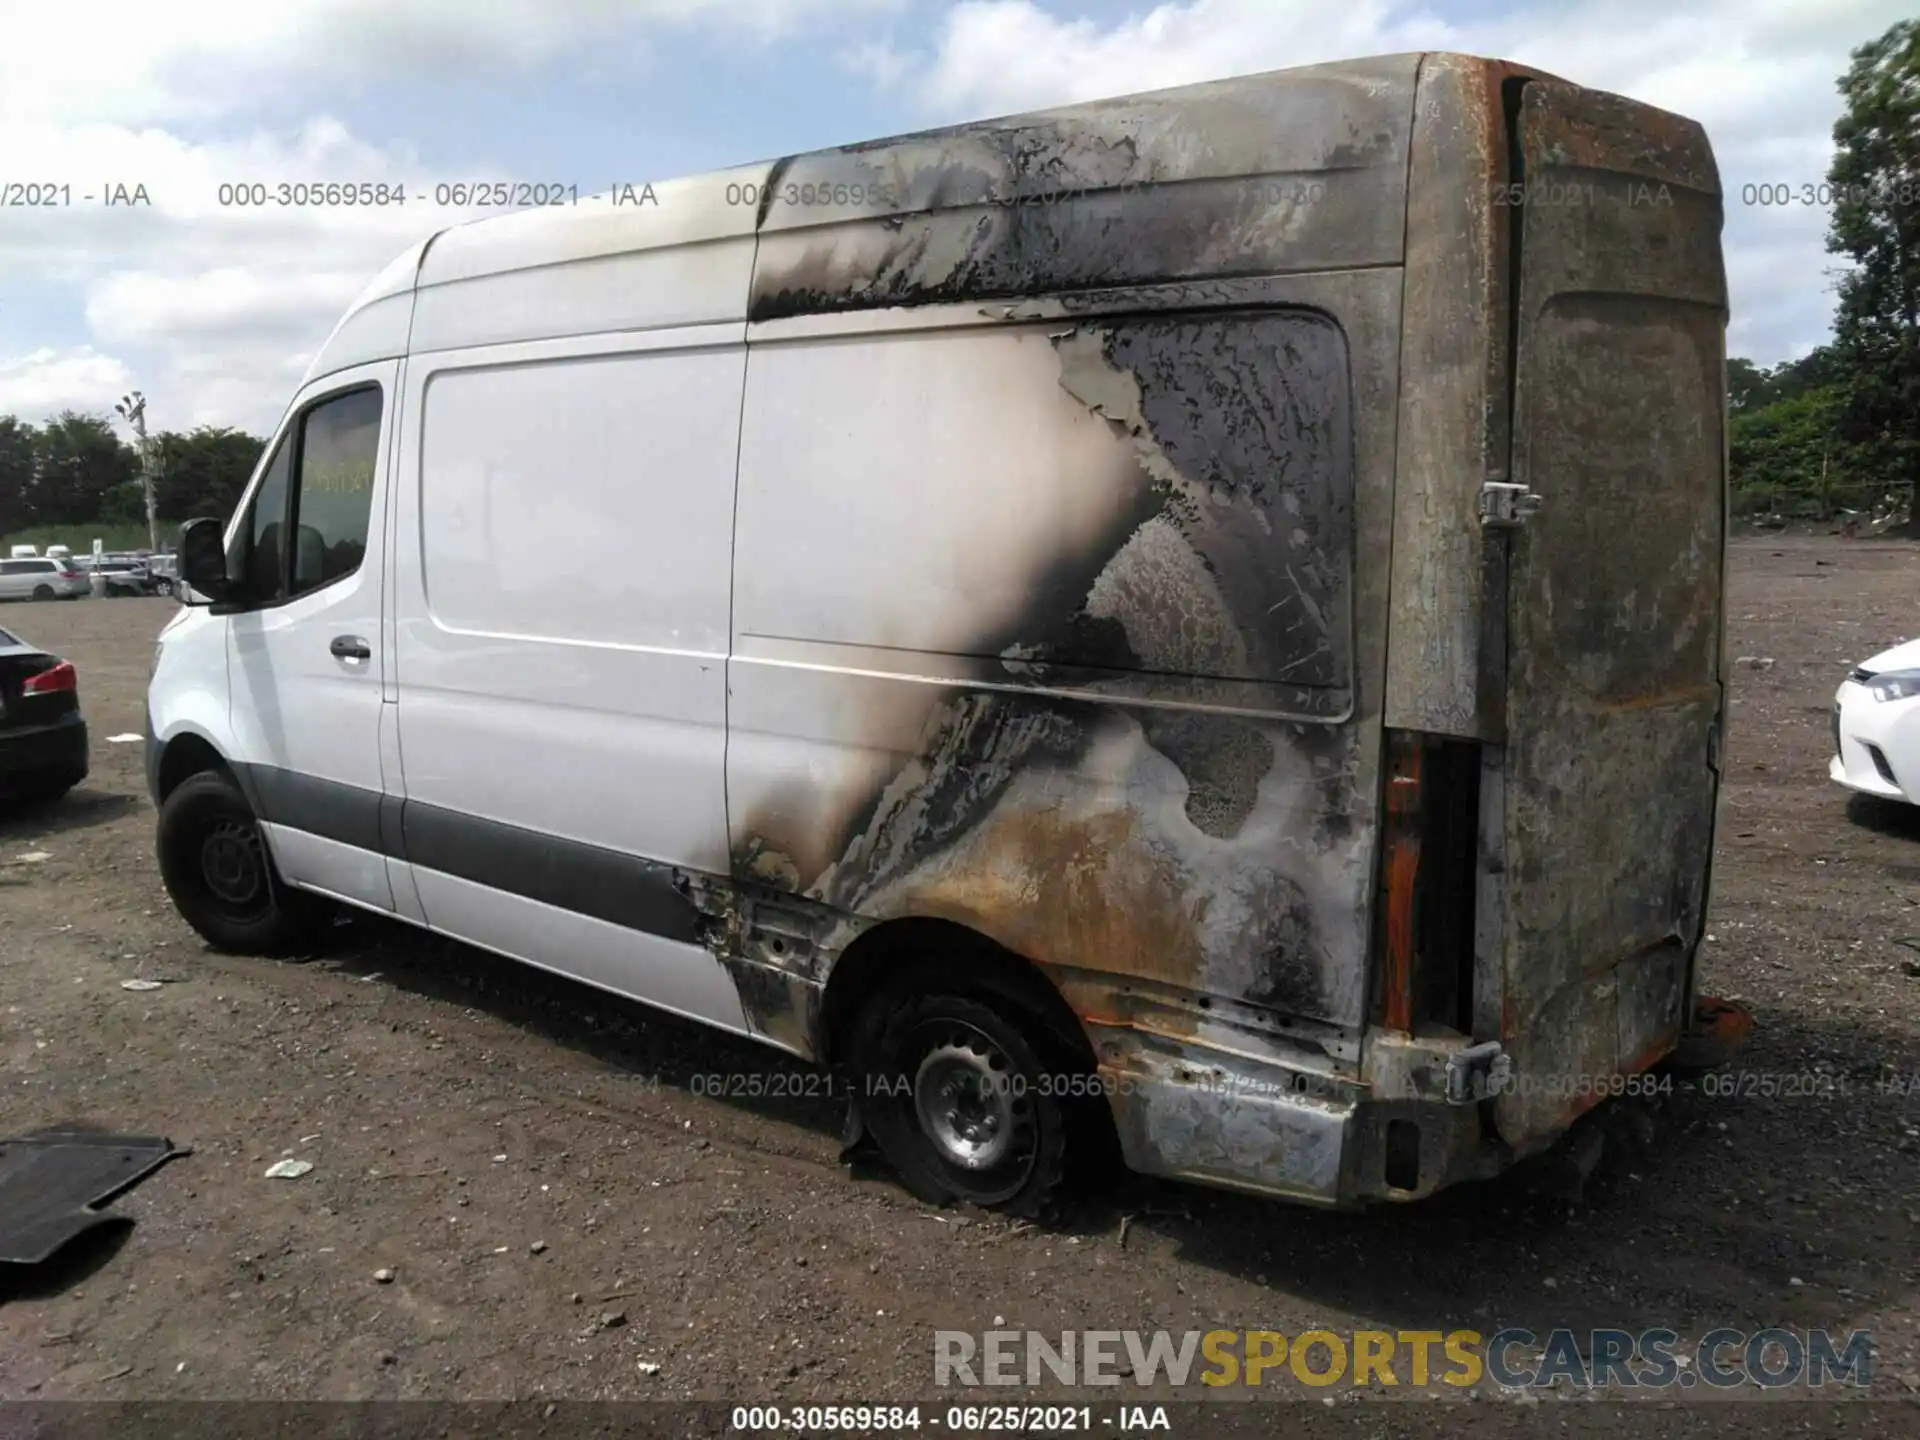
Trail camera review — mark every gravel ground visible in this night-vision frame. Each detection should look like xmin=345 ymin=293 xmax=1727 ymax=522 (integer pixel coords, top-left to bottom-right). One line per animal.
xmin=0 ymin=536 xmax=1917 ymax=1428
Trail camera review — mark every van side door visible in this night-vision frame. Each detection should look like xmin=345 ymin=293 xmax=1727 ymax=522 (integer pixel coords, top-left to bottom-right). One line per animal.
xmin=387 ymin=329 xmax=750 ymax=1031
xmin=225 ymin=361 xmax=398 ymax=912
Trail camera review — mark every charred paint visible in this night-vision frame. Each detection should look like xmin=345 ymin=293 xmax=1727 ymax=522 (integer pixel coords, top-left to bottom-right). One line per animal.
xmin=673 ymin=52 xmax=1729 ymax=1208
xmin=723 ymin=303 xmax=1371 ymax=1040
xmin=1053 ymin=314 xmax=1352 ymax=688
xmin=747 ymin=56 xmax=1419 ymax=323
xmin=1488 ymin=77 xmax=1726 ymax=1150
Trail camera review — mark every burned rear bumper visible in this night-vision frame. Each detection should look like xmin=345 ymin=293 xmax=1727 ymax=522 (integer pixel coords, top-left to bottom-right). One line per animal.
xmin=1094 ymin=1026 xmax=1510 ymax=1206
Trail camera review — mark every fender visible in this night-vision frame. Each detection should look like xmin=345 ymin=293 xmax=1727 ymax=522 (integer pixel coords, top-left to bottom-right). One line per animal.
xmin=147 ymin=604 xmax=267 ymax=821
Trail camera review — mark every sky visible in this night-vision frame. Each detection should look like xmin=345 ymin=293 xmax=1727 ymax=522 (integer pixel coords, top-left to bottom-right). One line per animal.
xmin=0 ymin=0 xmax=1907 ymax=440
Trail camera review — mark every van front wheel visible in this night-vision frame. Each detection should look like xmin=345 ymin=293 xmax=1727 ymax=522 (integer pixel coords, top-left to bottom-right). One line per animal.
xmin=850 ymin=984 xmax=1075 ymax=1217
xmin=157 ymin=770 xmax=323 ymax=954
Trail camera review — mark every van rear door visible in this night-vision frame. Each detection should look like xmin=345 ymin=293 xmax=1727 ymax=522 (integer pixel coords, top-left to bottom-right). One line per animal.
xmin=1493 ymin=81 xmax=1727 ymax=1150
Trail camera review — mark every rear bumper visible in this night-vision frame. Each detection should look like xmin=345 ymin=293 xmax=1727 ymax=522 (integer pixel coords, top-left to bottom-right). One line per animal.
xmin=0 ymin=712 xmax=88 ymax=795
xmin=1096 ymin=1026 xmax=1505 ymax=1207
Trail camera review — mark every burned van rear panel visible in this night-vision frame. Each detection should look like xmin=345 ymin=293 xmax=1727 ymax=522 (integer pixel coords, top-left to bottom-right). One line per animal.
xmin=1494 ymin=83 xmax=1727 ymax=1148
xmin=728 ymin=309 xmax=1370 ymax=1034
xmin=717 ymin=55 xmax=1419 ymax=1083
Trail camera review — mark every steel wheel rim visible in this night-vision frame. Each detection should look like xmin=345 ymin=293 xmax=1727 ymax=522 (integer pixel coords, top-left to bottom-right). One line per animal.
xmin=907 ymin=1019 xmax=1036 ymax=1197
xmin=200 ymin=817 xmax=269 ymax=915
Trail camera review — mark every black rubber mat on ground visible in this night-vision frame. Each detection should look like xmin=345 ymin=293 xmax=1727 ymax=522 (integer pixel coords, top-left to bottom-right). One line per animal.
xmin=0 ymin=1128 xmax=186 ymax=1265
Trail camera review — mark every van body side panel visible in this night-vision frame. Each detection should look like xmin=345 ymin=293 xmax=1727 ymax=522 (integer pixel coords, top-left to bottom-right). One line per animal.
xmin=1493 ymin=84 xmax=1726 ymax=1149
xmin=388 ymin=325 xmax=752 ymax=1032
xmin=747 ymin=54 xmax=1417 ymax=321
xmin=727 ymin=267 xmax=1404 ymax=1200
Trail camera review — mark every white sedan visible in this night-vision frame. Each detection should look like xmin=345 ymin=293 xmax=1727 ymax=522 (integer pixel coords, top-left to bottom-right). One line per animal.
xmin=1832 ymin=637 xmax=1920 ymax=806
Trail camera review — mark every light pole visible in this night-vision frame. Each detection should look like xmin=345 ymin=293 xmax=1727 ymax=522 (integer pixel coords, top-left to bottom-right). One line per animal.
xmin=113 ymin=391 xmax=158 ymax=553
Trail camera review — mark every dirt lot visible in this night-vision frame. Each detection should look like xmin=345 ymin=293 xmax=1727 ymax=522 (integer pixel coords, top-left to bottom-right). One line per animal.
xmin=1 ymin=536 xmax=1918 ymax=1423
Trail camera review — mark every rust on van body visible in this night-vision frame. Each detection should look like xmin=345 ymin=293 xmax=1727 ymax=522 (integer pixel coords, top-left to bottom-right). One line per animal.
xmin=698 ymin=56 xmax=1440 ymax=1069
xmin=669 ymin=51 xmax=1729 ymax=1206
xmin=714 ymin=309 xmax=1375 ymax=1060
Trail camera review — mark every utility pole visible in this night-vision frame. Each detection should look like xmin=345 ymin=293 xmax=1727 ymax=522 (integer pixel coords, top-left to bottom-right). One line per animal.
xmin=113 ymin=391 xmax=158 ymax=553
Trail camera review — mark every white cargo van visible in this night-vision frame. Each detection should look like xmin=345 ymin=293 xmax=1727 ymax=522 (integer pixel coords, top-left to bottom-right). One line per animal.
xmin=148 ymin=52 xmax=1733 ymax=1214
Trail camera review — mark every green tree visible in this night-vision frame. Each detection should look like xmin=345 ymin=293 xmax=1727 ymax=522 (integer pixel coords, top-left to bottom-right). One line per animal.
xmin=98 ymin=479 xmax=147 ymax=525
xmin=0 ymin=416 xmax=38 ymax=536
xmin=1727 ymin=356 xmax=1772 ymax=412
xmin=31 ymin=412 xmax=136 ymax=524
xmin=1827 ymin=17 xmax=1920 ymax=535
xmin=1729 ymin=385 xmax=1846 ymax=516
xmin=153 ymin=425 xmax=267 ymax=521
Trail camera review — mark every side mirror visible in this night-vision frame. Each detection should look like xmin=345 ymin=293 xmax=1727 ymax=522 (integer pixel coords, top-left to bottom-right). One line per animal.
xmin=177 ymin=518 xmax=233 ymax=605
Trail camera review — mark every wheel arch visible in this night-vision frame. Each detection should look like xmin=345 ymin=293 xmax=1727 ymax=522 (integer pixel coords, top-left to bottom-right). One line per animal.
xmin=153 ymin=726 xmax=244 ymax=805
xmin=817 ymin=916 xmax=1098 ymax=1075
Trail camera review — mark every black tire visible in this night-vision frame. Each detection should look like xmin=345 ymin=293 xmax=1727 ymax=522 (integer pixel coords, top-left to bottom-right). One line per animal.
xmin=156 ymin=769 xmax=323 ymax=954
xmin=846 ymin=973 xmax=1084 ymax=1217
xmin=31 ymin=584 xmax=53 ymax=600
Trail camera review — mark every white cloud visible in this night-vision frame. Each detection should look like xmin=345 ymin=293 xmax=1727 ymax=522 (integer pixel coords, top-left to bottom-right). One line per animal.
xmin=0 ymin=347 xmax=138 ymax=419
xmin=0 ymin=0 xmax=908 ymax=433
xmin=0 ymin=0 xmax=903 ymax=125
xmin=869 ymin=0 xmax=1913 ymax=365
xmin=86 ymin=271 xmax=369 ymax=349
xmin=0 ymin=0 xmax=1901 ymax=441
xmin=0 ymin=111 xmax=499 ymax=431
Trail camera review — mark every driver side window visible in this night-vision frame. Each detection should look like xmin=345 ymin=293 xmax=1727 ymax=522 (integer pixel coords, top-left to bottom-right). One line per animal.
xmin=242 ymin=438 xmax=292 ymax=599
xmin=229 ymin=385 xmax=382 ymax=606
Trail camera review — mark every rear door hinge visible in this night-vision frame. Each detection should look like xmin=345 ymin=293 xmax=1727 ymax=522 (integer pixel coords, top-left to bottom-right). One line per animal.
xmin=1478 ymin=481 xmax=1541 ymax=529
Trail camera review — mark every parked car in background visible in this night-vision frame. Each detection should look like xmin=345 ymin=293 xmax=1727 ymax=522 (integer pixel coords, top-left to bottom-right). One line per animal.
xmin=0 ymin=556 xmax=90 ymax=601
xmin=80 ymin=554 xmax=167 ymax=597
xmin=0 ymin=626 xmax=88 ymax=804
xmin=1832 ymin=637 xmax=1920 ymax=808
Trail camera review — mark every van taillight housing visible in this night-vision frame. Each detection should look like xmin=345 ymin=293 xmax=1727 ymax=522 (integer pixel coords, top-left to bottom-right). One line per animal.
xmin=1373 ymin=730 xmax=1481 ymax=1035
xmin=22 ymin=660 xmax=76 ymax=695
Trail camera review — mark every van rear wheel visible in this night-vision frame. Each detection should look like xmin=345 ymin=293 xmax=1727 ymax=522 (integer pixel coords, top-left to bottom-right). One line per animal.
xmin=848 ymin=980 xmax=1077 ymax=1217
xmin=31 ymin=585 xmax=53 ymax=600
xmin=157 ymin=770 xmax=324 ymax=954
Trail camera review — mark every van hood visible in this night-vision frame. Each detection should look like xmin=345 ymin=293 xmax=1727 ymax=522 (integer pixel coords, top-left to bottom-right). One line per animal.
xmin=1860 ymin=636 xmax=1920 ymax=674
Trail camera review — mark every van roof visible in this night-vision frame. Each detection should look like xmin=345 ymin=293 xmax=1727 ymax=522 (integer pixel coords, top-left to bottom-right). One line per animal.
xmin=301 ymin=51 xmax=1571 ymax=383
